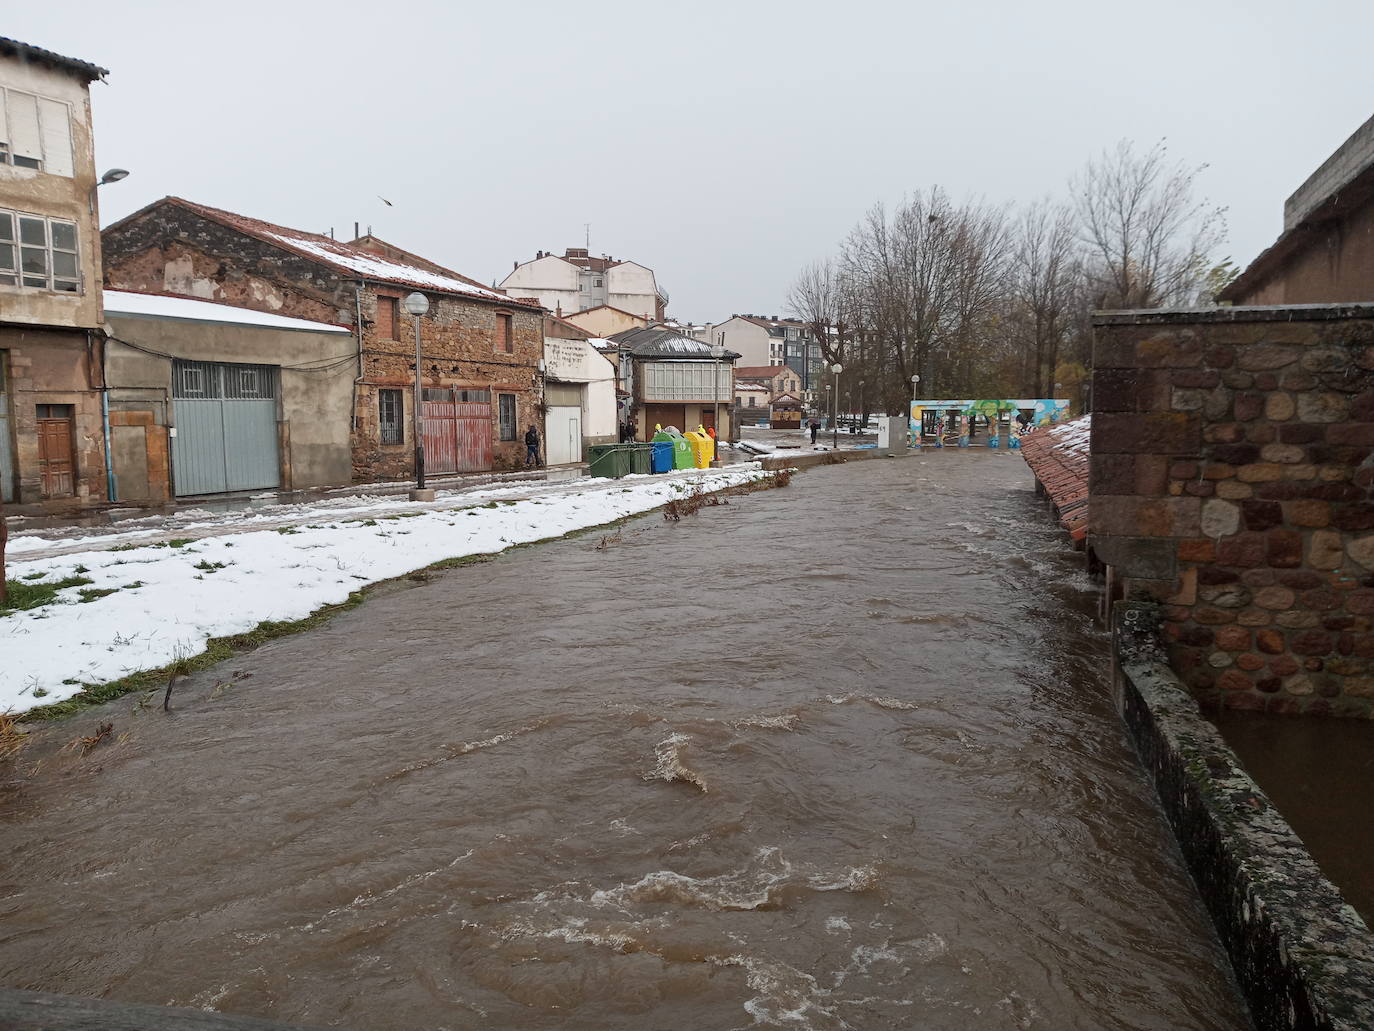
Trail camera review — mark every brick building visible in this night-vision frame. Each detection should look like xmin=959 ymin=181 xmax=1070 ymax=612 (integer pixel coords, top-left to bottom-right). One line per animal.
xmin=1089 ymin=305 xmax=1374 ymax=716
xmin=101 ymin=197 xmax=545 ymax=480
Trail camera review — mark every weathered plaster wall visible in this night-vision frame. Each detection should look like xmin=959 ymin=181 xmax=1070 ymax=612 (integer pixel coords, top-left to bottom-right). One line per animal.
xmin=0 ymin=326 xmax=105 ymax=504
xmin=1090 ymin=305 xmax=1374 ymax=716
xmin=104 ymin=313 xmax=356 ymax=497
xmin=0 ymin=55 xmax=103 ymax=330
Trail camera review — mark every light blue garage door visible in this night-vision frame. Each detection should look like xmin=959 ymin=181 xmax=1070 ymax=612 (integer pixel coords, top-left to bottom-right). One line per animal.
xmin=172 ymin=360 xmax=281 ymax=496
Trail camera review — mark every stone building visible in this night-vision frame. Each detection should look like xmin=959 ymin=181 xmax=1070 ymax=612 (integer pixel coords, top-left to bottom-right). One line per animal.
xmin=1089 ymin=304 xmax=1374 ymax=716
xmin=1220 ymin=112 xmax=1374 ymax=306
xmin=0 ymin=37 xmax=114 ymax=506
xmin=102 ymin=197 xmax=545 ymax=481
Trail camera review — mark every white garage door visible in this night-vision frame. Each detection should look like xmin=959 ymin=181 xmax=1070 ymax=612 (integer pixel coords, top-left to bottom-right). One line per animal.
xmin=546 ymin=406 xmax=582 ymax=466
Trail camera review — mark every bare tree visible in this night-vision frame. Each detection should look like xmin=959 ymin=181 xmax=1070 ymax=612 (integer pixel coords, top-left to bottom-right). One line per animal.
xmin=786 ymin=258 xmax=850 ymax=367
xmin=1073 ymin=139 xmax=1226 ymax=309
xmin=1010 ymin=199 xmax=1079 ymax=396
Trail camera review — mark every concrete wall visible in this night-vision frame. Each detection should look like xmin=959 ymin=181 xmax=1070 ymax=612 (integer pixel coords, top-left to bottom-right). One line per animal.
xmin=0 ymin=325 xmax=105 ymax=504
xmin=497 ymin=254 xmax=580 ymax=316
xmin=562 ymin=307 xmax=646 ymax=337
xmin=544 ymin=319 xmax=618 ymax=445
xmin=1234 ymin=198 xmax=1374 ymax=307
xmin=0 ymin=53 xmax=103 ymax=331
xmin=605 ymin=261 xmax=658 ymax=321
xmin=713 ymin=318 xmax=772 ymax=367
xmin=104 ymin=312 xmax=355 ymax=499
xmin=1089 ymin=304 xmax=1374 ymax=716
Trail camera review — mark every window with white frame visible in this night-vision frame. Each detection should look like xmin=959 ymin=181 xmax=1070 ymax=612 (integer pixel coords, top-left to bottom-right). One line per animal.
xmin=0 ymin=89 xmax=74 ymax=176
xmin=0 ymin=209 xmax=79 ymax=292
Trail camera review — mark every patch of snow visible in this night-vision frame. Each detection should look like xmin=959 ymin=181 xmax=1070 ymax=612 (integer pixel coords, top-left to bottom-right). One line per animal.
xmin=103 ymin=291 xmax=351 ymax=333
xmin=262 ymin=233 xmax=515 ymax=303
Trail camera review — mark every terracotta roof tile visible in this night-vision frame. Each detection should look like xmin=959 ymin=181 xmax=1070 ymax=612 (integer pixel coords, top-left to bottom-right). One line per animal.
xmin=1019 ymin=415 xmax=1091 ymax=546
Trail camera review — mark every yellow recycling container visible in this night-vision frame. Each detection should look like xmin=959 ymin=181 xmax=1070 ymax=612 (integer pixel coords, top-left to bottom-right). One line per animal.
xmin=684 ymin=431 xmax=712 ymax=468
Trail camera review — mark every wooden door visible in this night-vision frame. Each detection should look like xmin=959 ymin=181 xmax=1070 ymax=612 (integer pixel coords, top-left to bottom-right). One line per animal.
xmin=36 ymin=405 xmax=75 ymax=498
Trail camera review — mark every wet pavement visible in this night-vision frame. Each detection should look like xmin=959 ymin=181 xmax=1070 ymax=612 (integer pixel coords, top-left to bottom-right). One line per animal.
xmin=0 ymin=452 xmax=1251 ymax=1029
xmin=1214 ymin=710 xmax=1374 ymax=926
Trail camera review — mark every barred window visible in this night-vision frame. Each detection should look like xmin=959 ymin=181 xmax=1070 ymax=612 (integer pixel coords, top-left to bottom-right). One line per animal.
xmin=379 ymin=389 xmax=403 ymax=444
xmin=499 ymin=393 xmax=516 ymax=441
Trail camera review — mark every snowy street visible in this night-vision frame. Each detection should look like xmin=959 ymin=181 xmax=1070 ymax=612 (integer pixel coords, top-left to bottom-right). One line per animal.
xmin=1 ymin=465 xmax=770 ymax=712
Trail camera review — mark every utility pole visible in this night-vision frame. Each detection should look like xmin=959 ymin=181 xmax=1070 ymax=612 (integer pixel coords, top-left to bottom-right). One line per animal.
xmin=404 ymin=293 xmax=433 ymax=501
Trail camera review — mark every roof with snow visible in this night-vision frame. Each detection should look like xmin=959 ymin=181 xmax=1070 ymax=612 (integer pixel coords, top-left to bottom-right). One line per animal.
xmin=608 ymin=326 xmax=739 ymax=360
xmin=1018 ymin=416 xmax=1091 ymax=546
xmin=111 ymin=198 xmax=540 ymax=310
xmin=0 ymin=37 xmax=108 ymax=81
xmin=103 ymin=290 xmax=352 ymax=334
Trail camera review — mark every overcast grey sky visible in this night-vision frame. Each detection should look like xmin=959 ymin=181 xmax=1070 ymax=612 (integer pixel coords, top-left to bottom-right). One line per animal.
xmin=10 ymin=0 xmax=1374 ymax=320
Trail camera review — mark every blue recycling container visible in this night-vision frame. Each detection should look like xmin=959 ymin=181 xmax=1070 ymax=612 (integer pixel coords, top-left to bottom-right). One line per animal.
xmin=651 ymin=440 xmax=673 ymax=473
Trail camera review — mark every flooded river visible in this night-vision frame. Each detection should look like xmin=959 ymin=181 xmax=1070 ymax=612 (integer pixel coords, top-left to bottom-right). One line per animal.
xmin=0 ymin=453 xmax=1250 ymax=1029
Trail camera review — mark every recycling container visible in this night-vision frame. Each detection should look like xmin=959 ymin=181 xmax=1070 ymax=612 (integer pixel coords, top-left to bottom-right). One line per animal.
xmin=651 ymin=440 xmax=673 ymax=474
xmin=672 ymin=435 xmax=694 ymax=469
xmin=685 ymin=432 xmax=711 ymax=468
xmin=587 ymin=444 xmax=629 ymax=479
xmin=628 ymin=443 xmax=652 ymax=475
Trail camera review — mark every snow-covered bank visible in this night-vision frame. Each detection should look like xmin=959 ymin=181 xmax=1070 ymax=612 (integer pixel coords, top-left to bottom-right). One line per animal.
xmin=2 ymin=469 xmax=771 ymax=713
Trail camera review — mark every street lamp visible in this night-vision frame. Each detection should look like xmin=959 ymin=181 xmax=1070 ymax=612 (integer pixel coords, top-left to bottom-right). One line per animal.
xmin=830 ymin=362 xmax=843 ymax=450
xmin=710 ymin=338 xmax=725 ymax=467
xmin=857 ymin=379 xmax=865 ymax=430
xmin=403 ymin=292 xmax=431 ymax=499
xmin=89 ymin=167 xmax=130 ymax=214
xmin=910 ymin=374 xmax=921 ymax=446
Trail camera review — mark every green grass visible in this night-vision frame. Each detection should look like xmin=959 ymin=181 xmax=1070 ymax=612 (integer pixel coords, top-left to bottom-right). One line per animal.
xmin=1 ymin=575 xmax=95 ymax=616
xmin=110 ymin=538 xmax=195 ymax=553
xmin=192 ymin=560 xmax=228 ymax=573
xmin=77 ymin=587 xmax=119 ymax=603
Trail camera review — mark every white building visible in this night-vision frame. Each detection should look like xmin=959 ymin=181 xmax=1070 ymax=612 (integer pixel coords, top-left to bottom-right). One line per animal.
xmin=499 ymin=247 xmax=668 ymax=322
xmin=543 ymin=316 xmax=619 ymax=465
xmin=711 ymin=314 xmax=824 ymax=388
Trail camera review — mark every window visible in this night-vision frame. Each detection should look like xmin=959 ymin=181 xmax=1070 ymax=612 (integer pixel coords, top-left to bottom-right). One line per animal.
xmin=494 ymin=312 xmax=513 ymax=354
xmin=735 ymin=395 xmax=742 ymax=406
xmin=0 ymin=209 xmax=78 ymax=292
xmin=498 ymin=393 xmax=516 ymax=440
xmin=379 ymin=389 xmax=403 ymax=444
xmin=375 ymin=296 xmax=398 ymax=339
xmin=594 ymin=278 xmax=603 ymax=287
xmin=0 ymin=90 xmax=74 ymax=175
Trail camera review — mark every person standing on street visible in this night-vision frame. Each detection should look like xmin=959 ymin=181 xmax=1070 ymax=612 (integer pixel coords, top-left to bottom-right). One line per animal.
xmin=524 ymin=424 xmax=541 ymax=468
xmin=809 ymin=418 xmax=819 ymax=445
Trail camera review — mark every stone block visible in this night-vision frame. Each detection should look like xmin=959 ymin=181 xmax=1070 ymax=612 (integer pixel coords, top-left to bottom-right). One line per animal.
xmin=1297 ymin=392 xmax=1351 ymax=422
xmin=1234 ymin=392 xmax=1264 ymax=421
xmin=1238 ymin=608 xmax=1272 ymax=626
xmin=1172 ymin=369 xmax=1221 ymax=389
xmin=1236 ymin=653 xmax=1266 ymax=671
xmin=1241 ymin=568 xmax=1277 ymax=586
xmin=1199 ymin=584 xmax=1252 ymax=608
xmin=1092 ymin=368 xmax=1150 ymax=412
xmin=1183 ymin=480 xmax=1215 ymax=497
xmin=1260 ymin=443 xmax=1306 ymax=464
xmin=1087 ymin=534 xmax=1178 ymax=580
xmin=1090 ymin=453 xmax=1135 ymax=495
xmin=1093 ymin=412 xmax=1200 ymax=455
xmin=1214 ymin=626 xmax=1251 ymax=651
xmin=1237 ymin=343 xmax=1300 ymax=371
xmin=1278 ymin=422 xmax=1323 ymax=444
xmin=1332 ymin=506 xmax=1374 ymax=531
xmin=1285 ymin=500 xmax=1331 ymax=527
xmin=1237 ymin=463 xmax=1285 ymax=483
xmin=1217 ymin=532 xmax=1267 ymax=567
xmin=1291 ymin=629 xmax=1334 ymax=655
xmin=1313 ymin=527 xmax=1354 ymax=571
xmin=1269 ymin=655 xmax=1300 ymax=675
xmin=1133 ymin=454 xmax=1170 ymax=495
xmin=1172 ymin=387 xmax=1208 ymax=411
xmin=1280 ymin=372 xmax=1316 ymax=391
xmin=1277 ymin=611 xmax=1321 ymax=629
xmin=1201 ymin=499 xmax=1241 ymax=538
xmin=1254 ymin=586 xmax=1296 ymax=610
xmin=1210 ymin=443 xmax=1259 ymax=465
xmin=1177 ymin=538 xmax=1214 ymax=562
xmin=1245 ymin=423 xmax=1277 ymax=444
xmin=1349 ymin=534 xmax=1374 ymax=571
xmin=1256 ymin=628 xmax=1285 ymax=653
xmin=1166 ymin=567 xmax=1197 ymax=605
xmin=1240 ymin=500 xmax=1283 ymax=531
xmin=1215 ymin=480 xmax=1253 ymax=500
xmin=1266 ymin=529 xmax=1304 ymax=568
xmin=1276 ymin=569 xmax=1326 ymax=590
xmin=1326 ymin=422 xmax=1374 ymax=447
xmin=1216 ymin=669 xmax=1253 ymax=691
xmin=1351 ymin=390 xmax=1374 ymax=420
xmin=1195 ymin=606 xmax=1238 ymax=625
xmin=1204 ymin=422 xmax=1244 ymax=444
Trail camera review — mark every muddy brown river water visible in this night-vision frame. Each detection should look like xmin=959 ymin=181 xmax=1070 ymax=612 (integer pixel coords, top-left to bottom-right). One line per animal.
xmin=0 ymin=453 xmax=1251 ymax=1029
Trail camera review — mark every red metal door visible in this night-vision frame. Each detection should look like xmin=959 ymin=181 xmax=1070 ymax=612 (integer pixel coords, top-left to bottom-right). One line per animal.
xmin=423 ymin=399 xmax=492 ymax=475
xmin=37 ymin=414 xmax=75 ymax=498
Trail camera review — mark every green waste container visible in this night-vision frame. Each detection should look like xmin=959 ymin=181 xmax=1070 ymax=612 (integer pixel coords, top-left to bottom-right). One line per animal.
xmin=587 ymin=444 xmax=630 ymax=479
xmin=628 ymin=443 xmax=652 ymax=475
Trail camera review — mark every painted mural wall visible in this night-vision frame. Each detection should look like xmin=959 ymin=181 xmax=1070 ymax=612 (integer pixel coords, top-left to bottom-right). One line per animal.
xmin=909 ymin=399 xmax=1071 ymax=448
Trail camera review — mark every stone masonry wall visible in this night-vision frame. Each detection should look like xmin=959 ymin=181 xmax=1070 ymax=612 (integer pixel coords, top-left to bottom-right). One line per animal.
xmin=103 ymin=205 xmax=544 ymax=481
xmin=1090 ymin=305 xmax=1374 ymax=716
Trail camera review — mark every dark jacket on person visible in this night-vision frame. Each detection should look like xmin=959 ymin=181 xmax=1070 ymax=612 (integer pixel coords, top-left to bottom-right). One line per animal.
xmin=525 ymin=428 xmax=540 ymax=447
